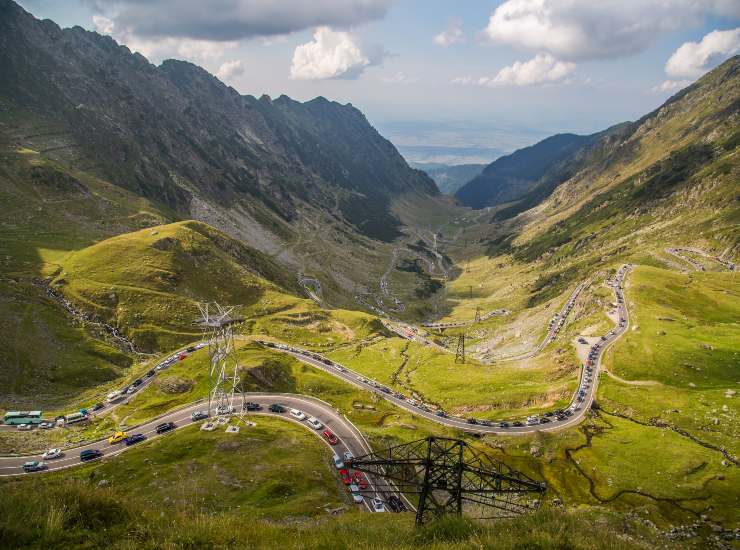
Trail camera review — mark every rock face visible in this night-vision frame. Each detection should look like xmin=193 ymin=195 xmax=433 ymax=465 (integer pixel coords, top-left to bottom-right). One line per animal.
xmin=0 ymin=0 xmax=436 ymax=242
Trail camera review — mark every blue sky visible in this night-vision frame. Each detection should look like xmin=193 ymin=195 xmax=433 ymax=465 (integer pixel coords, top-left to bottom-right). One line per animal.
xmin=18 ymin=0 xmax=740 ymax=164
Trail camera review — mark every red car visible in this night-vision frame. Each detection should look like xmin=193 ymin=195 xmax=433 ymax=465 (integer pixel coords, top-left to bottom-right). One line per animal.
xmin=322 ymin=429 xmax=338 ymax=445
xmin=339 ymin=469 xmax=352 ymax=485
xmin=178 ymin=353 xmax=187 ymax=361
xmin=352 ymin=471 xmax=368 ymax=489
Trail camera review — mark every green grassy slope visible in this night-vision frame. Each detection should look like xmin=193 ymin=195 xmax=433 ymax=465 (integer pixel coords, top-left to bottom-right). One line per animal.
xmin=53 ymin=220 xmax=302 ymax=352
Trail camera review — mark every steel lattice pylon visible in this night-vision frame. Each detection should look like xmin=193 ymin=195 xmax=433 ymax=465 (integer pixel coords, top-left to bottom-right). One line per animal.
xmin=347 ymin=436 xmax=546 ymax=525
xmin=197 ymin=303 xmax=245 ymax=420
xmin=455 ymin=333 xmax=465 ymax=364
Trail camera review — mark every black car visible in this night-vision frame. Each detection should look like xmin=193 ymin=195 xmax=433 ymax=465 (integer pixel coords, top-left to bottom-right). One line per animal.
xmin=186 ymin=346 xmax=196 ymax=353
xmin=92 ymin=402 xmax=105 ymax=411
xmin=125 ymin=433 xmax=146 ymax=446
xmin=145 ymin=369 xmax=156 ymax=377
xmin=466 ymin=418 xmax=479 ymax=425
xmin=499 ymin=421 xmax=510 ymax=428
xmin=512 ymin=421 xmax=524 ymax=427
xmin=269 ymin=403 xmax=286 ymax=413
xmin=191 ymin=411 xmax=209 ymax=421
xmin=156 ymin=421 xmax=176 ymax=434
xmin=387 ymin=495 xmax=406 ymax=513
xmin=243 ymin=402 xmax=262 ymax=411
xmin=539 ymin=417 xmax=551 ymax=424
xmin=131 ymin=378 xmax=143 ymax=387
xmin=543 ymin=412 xmax=554 ymax=417
xmin=435 ymin=411 xmax=447 ymax=417
xmin=80 ymin=449 xmax=103 ymax=462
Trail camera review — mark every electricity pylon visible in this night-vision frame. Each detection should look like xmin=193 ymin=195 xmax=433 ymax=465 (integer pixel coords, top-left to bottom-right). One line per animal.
xmin=347 ymin=436 xmax=546 ymax=525
xmin=197 ymin=303 xmax=244 ymax=421
xmin=455 ymin=333 xmax=465 ymax=364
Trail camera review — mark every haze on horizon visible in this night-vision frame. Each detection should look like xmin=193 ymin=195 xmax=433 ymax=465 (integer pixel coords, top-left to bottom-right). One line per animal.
xmin=19 ymin=0 xmax=740 ymax=164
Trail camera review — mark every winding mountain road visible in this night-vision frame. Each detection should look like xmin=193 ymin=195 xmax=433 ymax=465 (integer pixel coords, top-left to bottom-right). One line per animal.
xmin=260 ymin=266 xmax=631 ymax=435
xmin=1 ymin=265 xmax=632 ymax=490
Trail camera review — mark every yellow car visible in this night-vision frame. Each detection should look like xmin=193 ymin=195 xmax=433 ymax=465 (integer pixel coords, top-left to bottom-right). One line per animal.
xmin=107 ymin=431 xmax=128 ymax=445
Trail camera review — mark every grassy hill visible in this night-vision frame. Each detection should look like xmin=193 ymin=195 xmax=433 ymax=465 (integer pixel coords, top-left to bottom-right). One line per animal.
xmin=53 ymin=221 xmax=302 ymax=352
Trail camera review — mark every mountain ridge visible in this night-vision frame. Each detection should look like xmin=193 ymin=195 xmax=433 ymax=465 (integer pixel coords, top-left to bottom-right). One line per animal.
xmin=0 ymin=0 xmax=437 ymax=245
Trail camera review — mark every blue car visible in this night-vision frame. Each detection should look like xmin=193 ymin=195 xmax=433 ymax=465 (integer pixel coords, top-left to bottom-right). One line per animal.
xmin=125 ymin=433 xmax=146 ymax=446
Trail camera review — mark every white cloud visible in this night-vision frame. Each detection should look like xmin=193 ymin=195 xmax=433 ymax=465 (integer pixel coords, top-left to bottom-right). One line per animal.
xmin=665 ymin=28 xmax=740 ymax=78
xmin=483 ymin=0 xmax=739 ymax=60
xmin=380 ymin=72 xmax=419 ymax=84
xmin=651 ymin=79 xmax=693 ymax=93
xmin=93 ymin=14 xmax=114 ymax=34
xmin=454 ymin=54 xmax=576 ymax=87
xmin=92 ymin=14 xmax=237 ymax=63
xmin=290 ymin=27 xmax=371 ymax=80
xmin=216 ymin=60 xmax=245 ymax=81
xmin=434 ymin=17 xmax=464 ymax=46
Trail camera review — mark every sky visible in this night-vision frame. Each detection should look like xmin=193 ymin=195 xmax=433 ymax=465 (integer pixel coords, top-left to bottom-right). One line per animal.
xmin=17 ymin=0 xmax=740 ymax=165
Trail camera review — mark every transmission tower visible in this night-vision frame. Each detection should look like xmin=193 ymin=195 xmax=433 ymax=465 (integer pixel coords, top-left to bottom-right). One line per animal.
xmin=455 ymin=333 xmax=465 ymax=364
xmin=348 ymin=436 xmax=546 ymax=525
xmin=197 ymin=303 xmax=245 ymax=421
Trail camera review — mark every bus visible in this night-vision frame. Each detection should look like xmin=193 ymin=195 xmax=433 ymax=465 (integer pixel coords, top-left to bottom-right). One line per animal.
xmin=63 ymin=411 xmax=89 ymax=425
xmin=3 ymin=411 xmax=43 ymax=425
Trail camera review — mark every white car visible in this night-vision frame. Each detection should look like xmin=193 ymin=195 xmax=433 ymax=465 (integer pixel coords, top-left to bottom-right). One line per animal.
xmin=38 ymin=422 xmax=54 ymax=430
xmin=343 ymin=450 xmax=354 ymax=462
xmin=42 ymin=448 xmax=63 ymax=460
xmin=289 ymin=409 xmax=307 ymax=421
xmin=200 ymin=422 xmax=216 ymax=432
xmin=216 ymin=405 xmax=235 ymax=415
xmin=349 ymin=484 xmax=363 ymax=503
xmin=17 ymin=424 xmax=32 ymax=431
xmin=371 ymin=498 xmax=386 ymax=512
xmin=307 ymin=416 xmax=323 ymax=430
xmin=332 ymin=454 xmax=345 ymax=469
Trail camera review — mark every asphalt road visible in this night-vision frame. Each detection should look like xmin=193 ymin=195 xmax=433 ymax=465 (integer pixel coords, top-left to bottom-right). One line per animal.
xmin=0 ymin=264 xmax=632 ymax=504
xmin=260 ymin=265 xmax=631 ymax=436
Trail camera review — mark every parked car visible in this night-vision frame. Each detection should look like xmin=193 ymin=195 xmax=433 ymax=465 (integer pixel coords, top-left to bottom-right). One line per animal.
xmin=371 ymin=498 xmax=386 ymax=512
xmin=17 ymin=424 xmax=32 ymax=431
xmin=145 ymin=369 xmax=156 ymax=377
xmin=186 ymin=346 xmax=196 ymax=353
xmin=91 ymin=402 xmax=105 ymax=412
xmin=268 ymin=403 xmax=286 ymax=413
xmin=387 ymin=495 xmax=406 ymax=512
xmin=38 ymin=421 xmax=54 ymax=429
xmin=216 ymin=405 xmax=234 ymax=415
xmin=125 ymin=433 xmax=146 ymax=446
xmin=80 ymin=449 xmax=103 ymax=462
xmin=191 ymin=411 xmax=208 ymax=422
xmin=343 ymin=450 xmax=354 ymax=462
xmin=42 ymin=448 xmax=63 ymax=460
xmin=289 ymin=409 xmax=307 ymax=421
xmin=352 ymin=471 xmax=368 ymax=489
xmin=156 ymin=422 xmax=176 ymax=434
xmin=332 ymin=454 xmax=345 ymax=469
xmin=349 ymin=484 xmax=364 ymax=503
xmin=243 ymin=402 xmax=262 ymax=411
xmin=23 ymin=461 xmax=47 ymax=472
xmin=306 ymin=416 xmax=323 ymax=430
xmin=339 ymin=469 xmax=352 ymax=485
xmin=108 ymin=431 xmax=128 ymax=445
xmin=466 ymin=418 xmax=478 ymax=425
xmin=322 ymin=429 xmax=338 ymax=445
xmin=131 ymin=378 xmax=143 ymax=387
